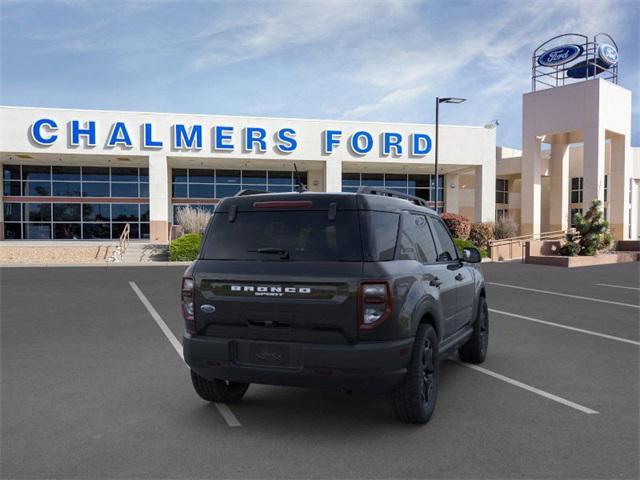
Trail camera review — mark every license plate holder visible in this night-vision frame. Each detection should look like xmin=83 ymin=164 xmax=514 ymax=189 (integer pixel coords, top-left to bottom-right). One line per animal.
xmin=241 ymin=342 xmax=291 ymax=367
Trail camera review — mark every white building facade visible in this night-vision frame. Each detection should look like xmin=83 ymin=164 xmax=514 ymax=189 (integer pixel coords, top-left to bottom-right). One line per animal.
xmin=0 ymin=106 xmax=496 ymax=243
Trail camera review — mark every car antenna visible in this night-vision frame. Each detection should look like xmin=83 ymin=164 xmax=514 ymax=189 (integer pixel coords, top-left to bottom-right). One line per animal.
xmin=293 ymin=163 xmax=307 ymax=193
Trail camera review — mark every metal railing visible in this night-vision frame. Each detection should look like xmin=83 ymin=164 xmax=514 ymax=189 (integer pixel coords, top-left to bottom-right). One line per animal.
xmin=489 ymin=229 xmax=572 ymax=262
xmin=106 ymin=223 xmax=131 ymax=263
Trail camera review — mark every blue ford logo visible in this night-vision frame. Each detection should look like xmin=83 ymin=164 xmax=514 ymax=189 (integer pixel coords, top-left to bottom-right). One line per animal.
xmin=200 ymin=304 xmax=216 ymax=314
xmin=538 ymin=44 xmax=583 ymax=67
xmin=598 ymin=44 xmax=618 ymax=66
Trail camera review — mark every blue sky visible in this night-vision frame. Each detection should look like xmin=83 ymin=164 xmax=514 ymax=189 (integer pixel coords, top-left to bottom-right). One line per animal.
xmin=1 ymin=0 xmax=638 ymax=148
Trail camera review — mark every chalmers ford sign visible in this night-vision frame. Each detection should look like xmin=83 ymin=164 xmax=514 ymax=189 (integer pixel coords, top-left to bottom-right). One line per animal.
xmin=28 ymin=118 xmax=434 ymax=157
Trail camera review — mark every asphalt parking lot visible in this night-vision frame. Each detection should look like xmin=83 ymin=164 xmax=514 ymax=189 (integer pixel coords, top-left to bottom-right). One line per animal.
xmin=1 ymin=261 xmax=638 ymax=479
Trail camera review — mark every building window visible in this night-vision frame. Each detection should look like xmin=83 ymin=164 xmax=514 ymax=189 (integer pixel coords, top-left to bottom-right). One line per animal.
xmin=171 ymin=168 xmax=306 ymax=201
xmin=2 ymin=164 xmax=150 ymax=240
xmin=170 ymin=168 xmax=307 ymax=224
xmin=496 ymin=208 xmax=509 ymax=220
xmin=604 ymin=175 xmax=608 ymax=203
xmin=3 ymin=201 xmax=149 ymax=240
xmin=341 ymin=173 xmax=445 ymax=211
xmin=571 ymin=177 xmax=583 ymax=203
xmin=570 ymin=208 xmax=583 ymax=228
xmin=2 ymin=164 xmax=149 ymax=199
xmin=496 ymin=179 xmax=508 ymax=204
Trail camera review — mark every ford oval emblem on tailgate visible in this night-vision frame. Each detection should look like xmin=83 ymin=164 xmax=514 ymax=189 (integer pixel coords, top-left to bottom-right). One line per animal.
xmin=200 ymin=304 xmax=216 ymax=314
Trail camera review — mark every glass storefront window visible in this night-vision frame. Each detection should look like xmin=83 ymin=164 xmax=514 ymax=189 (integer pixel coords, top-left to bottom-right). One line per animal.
xmin=342 ymin=173 xmax=445 ymax=209
xmin=3 ymin=181 xmax=21 ymax=196
xmin=52 ymin=166 xmax=80 ymax=181
xmin=54 ymin=223 xmax=81 ymax=239
xmin=112 ymin=204 xmax=139 ymax=222
xmin=4 ymin=203 xmax=21 ymax=221
xmin=53 ymin=204 xmax=81 ymax=222
xmin=52 ymin=182 xmax=81 ymax=197
xmin=24 ymin=223 xmax=52 ymax=239
xmin=82 ymin=182 xmax=110 ymax=197
xmin=216 ymin=170 xmax=241 ymax=184
xmin=82 ymin=167 xmax=109 ymax=182
xmin=25 ymin=203 xmax=51 ymax=222
xmin=22 ymin=165 xmax=51 ymax=181
xmin=111 ymin=183 xmax=139 ymax=198
xmin=83 ymin=203 xmax=110 ymax=221
xmin=188 ymin=183 xmax=215 ymax=199
xmin=25 ymin=181 xmax=51 ymax=196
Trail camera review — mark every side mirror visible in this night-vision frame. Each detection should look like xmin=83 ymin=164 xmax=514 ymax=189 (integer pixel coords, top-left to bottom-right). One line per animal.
xmin=462 ymin=247 xmax=482 ymax=263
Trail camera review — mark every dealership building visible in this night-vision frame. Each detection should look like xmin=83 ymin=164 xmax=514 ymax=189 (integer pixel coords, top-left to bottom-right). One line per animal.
xmin=0 ymin=34 xmax=638 ymax=245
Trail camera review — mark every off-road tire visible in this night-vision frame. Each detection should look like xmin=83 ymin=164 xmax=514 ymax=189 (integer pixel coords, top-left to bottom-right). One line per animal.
xmin=458 ymin=296 xmax=489 ymax=364
xmin=190 ymin=370 xmax=249 ymax=404
xmin=389 ymin=324 xmax=438 ymax=424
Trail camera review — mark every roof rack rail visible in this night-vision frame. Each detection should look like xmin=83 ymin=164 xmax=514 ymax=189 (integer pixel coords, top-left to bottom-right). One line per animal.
xmin=234 ymin=189 xmax=268 ymax=197
xmin=356 ymin=186 xmax=430 ymax=208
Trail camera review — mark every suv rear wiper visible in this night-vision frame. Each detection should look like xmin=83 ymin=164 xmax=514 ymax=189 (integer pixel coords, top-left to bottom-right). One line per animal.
xmin=249 ymin=247 xmax=290 ymax=259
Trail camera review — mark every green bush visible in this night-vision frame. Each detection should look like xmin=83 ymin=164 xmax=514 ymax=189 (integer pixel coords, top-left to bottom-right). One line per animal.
xmin=169 ymin=233 xmax=202 ymax=261
xmin=469 ymin=222 xmax=495 ymax=249
xmin=453 ymin=238 xmax=488 ymax=258
xmin=440 ymin=213 xmax=471 ymax=240
xmin=560 ymin=199 xmax=613 ymax=256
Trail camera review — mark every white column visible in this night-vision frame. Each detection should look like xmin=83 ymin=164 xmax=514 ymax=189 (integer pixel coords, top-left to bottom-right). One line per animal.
xmin=474 ymin=163 xmax=495 ymax=223
xmin=582 ymin=126 xmax=605 ymax=211
xmin=549 ymin=134 xmax=570 ymax=231
xmin=521 ymin=135 xmax=542 ymax=236
xmin=445 ymin=173 xmax=459 ymax=214
xmin=148 ymin=153 xmax=170 ymax=244
xmin=324 ymin=159 xmax=342 ymax=193
xmin=609 ymin=134 xmax=631 ymax=240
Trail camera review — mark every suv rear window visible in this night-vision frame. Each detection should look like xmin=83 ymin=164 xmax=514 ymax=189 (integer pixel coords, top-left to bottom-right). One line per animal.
xmin=201 ymin=210 xmax=362 ymax=261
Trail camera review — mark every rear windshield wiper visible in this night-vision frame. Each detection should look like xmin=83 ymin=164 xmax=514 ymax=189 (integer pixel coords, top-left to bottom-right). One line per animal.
xmin=249 ymin=247 xmax=290 ymax=259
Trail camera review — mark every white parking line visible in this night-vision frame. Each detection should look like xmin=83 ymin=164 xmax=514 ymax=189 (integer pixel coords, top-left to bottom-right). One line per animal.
xmin=489 ymin=308 xmax=640 ymax=346
xmin=454 ymin=361 xmax=599 ymax=415
xmin=596 ymin=283 xmax=640 ymax=291
xmin=488 ymin=282 xmax=640 ymax=309
xmin=129 ymin=281 xmax=242 ymax=428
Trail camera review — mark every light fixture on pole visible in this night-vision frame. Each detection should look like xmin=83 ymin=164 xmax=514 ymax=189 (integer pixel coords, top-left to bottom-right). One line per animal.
xmin=435 ymin=97 xmax=466 ymax=210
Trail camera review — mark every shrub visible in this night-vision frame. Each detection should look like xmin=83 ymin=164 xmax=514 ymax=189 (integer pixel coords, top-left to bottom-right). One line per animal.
xmin=494 ymin=216 xmax=519 ymax=239
xmin=175 ymin=206 xmax=213 ymax=235
xmin=440 ymin=213 xmax=471 ymax=240
xmin=453 ymin=238 xmax=488 ymax=258
xmin=469 ymin=222 xmax=495 ymax=249
xmin=560 ymin=199 xmax=613 ymax=256
xmin=169 ymin=233 xmax=202 ymax=261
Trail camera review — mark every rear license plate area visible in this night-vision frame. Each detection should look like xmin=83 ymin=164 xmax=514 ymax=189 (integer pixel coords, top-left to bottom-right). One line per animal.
xmin=236 ymin=342 xmax=292 ymax=367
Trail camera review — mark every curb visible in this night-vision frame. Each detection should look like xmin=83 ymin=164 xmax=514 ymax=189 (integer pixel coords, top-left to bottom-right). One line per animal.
xmin=0 ymin=262 xmax=193 ymax=268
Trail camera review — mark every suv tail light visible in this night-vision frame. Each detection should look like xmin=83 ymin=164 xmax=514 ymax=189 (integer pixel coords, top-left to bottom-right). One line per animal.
xmin=181 ymin=277 xmax=195 ymax=333
xmin=358 ymin=282 xmax=392 ymax=330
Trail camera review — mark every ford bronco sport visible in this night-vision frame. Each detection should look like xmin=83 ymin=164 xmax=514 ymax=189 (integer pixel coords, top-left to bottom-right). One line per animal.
xmin=182 ymin=187 xmax=488 ymax=423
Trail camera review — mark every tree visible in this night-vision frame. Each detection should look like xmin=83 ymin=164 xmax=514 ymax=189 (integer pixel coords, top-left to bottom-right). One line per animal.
xmin=560 ymin=199 xmax=613 ymax=256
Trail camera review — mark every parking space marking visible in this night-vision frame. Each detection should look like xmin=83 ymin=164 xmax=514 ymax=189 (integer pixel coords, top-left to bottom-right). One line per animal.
xmin=488 ymin=282 xmax=640 ymax=309
xmin=129 ymin=281 xmax=242 ymax=428
xmin=489 ymin=308 xmax=640 ymax=346
xmin=596 ymin=283 xmax=640 ymax=291
xmin=454 ymin=361 xmax=600 ymax=415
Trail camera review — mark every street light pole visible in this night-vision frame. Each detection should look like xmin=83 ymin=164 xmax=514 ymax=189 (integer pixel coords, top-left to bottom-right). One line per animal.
xmin=434 ymin=96 xmax=466 ymax=211
xmin=435 ymin=97 xmax=440 ymax=204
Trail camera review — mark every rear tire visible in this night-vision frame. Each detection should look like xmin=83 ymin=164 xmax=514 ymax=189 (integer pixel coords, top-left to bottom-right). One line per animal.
xmin=389 ymin=324 xmax=438 ymax=424
xmin=190 ymin=370 xmax=249 ymax=404
xmin=458 ymin=296 xmax=489 ymax=364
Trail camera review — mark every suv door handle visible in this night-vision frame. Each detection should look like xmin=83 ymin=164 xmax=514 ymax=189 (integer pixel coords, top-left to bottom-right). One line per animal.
xmin=429 ymin=277 xmax=442 ymax=288
xmin=455 ymin=273 xmax=464 ymax=281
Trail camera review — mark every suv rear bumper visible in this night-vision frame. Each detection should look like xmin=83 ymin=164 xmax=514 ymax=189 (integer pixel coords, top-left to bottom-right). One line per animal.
xmin=183 ymin=334 xmax=414 ymax=393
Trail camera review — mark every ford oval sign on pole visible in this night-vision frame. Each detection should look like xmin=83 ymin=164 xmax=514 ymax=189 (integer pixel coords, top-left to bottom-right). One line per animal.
xmin=537 ymin=44 xmax=583 ymax=67
xmin=598 ymin=44 xmax=618 ymax=66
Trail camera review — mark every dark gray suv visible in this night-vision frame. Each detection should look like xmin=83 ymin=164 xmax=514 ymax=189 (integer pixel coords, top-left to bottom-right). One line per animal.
xmin=182 ymin=188 xmax=488 ymax=423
